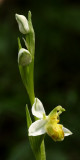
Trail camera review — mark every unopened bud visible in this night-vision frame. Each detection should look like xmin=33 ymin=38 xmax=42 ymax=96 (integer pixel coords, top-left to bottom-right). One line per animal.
xmin=18 ymin=48 xmax=32 ymax=66
xmin=15 ymin=14 xmax=29 ymax=34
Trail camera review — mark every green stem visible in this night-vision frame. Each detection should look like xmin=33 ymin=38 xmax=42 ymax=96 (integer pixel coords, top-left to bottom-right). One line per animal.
xmin=35 ymin=150 xmax=41 ymax=160
xmin=26 ymin=60 xmax=35 ymax=105
xmin=41 ymin=140 xmax=46 ymax=160
xmin=34 ymin=140 xmax=46 ymax=160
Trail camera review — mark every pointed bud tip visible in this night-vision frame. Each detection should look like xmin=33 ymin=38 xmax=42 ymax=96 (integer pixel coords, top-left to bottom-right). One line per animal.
xmin=15 ymin=14 xmax=20 ymax=21
xmin=28 ymin=10 xmax=31 ymax=18
xmin=15 ymin=13 xmax=18 ymax=18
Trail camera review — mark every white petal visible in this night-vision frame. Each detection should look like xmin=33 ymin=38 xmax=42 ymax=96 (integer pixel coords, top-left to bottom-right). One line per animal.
xmin=32 ymin=98 xmax=46 ymax=119
xmin=29 ymin=119 xmax=47 ymax=136
xmin=62 ymin=127 xmax=72 ymax=136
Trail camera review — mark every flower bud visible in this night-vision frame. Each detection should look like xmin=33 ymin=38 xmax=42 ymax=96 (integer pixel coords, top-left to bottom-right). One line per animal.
xmin=15 ymin=14 xmax=29 ymax=34
xmin=18 ymin=48 xmax=32 ymax=66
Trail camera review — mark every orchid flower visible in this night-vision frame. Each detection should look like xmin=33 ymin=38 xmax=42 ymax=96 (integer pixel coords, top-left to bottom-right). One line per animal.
xmin=29 ymin=98 xmax=72 ymax=141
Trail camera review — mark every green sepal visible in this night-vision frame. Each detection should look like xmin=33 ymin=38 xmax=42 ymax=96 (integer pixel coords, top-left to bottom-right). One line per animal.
xmin=26 ymin=104 xmax=32 ymax=128
xmin=22 ymin=37 xmax=28 ymax=48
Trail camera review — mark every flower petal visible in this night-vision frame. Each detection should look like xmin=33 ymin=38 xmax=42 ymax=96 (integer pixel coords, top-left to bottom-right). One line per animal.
xmin=28 ymin=119 xmax=47 ymax=136
xmin=62 ymin=127 xmax=72 ymax=136
xmin=32 ymin=98 xmax=46 ymax=119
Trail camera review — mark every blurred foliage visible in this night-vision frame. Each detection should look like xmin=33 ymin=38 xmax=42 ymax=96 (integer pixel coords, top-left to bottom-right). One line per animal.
xmin=0 ymin=0 xmax=80 ymax=160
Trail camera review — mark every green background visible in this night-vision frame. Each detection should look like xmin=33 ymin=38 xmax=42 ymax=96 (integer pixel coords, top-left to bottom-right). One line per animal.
xmin=0 ymin=0 xmax=80 ymax=160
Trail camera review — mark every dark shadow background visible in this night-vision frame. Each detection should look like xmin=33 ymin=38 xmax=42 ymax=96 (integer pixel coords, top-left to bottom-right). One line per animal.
xmin=0 ymin=0 xmax=80 ymax=160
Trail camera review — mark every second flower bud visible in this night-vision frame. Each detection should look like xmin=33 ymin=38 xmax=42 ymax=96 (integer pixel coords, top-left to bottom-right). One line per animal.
xmin=18 ymin=48 xmax=32 ymax=66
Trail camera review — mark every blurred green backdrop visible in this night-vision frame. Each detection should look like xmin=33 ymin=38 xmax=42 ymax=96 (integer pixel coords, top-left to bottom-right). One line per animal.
xmin=0 ymin=0 xmax=80 ymax=160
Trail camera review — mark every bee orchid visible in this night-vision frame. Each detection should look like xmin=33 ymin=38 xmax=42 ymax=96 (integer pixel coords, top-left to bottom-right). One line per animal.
xmin=29 ymin=98 xmax=72 ymax=141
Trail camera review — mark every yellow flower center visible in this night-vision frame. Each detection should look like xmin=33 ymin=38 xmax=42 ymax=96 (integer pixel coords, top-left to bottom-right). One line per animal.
xmin=45 ymin=106 xmax=65 ymax=141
